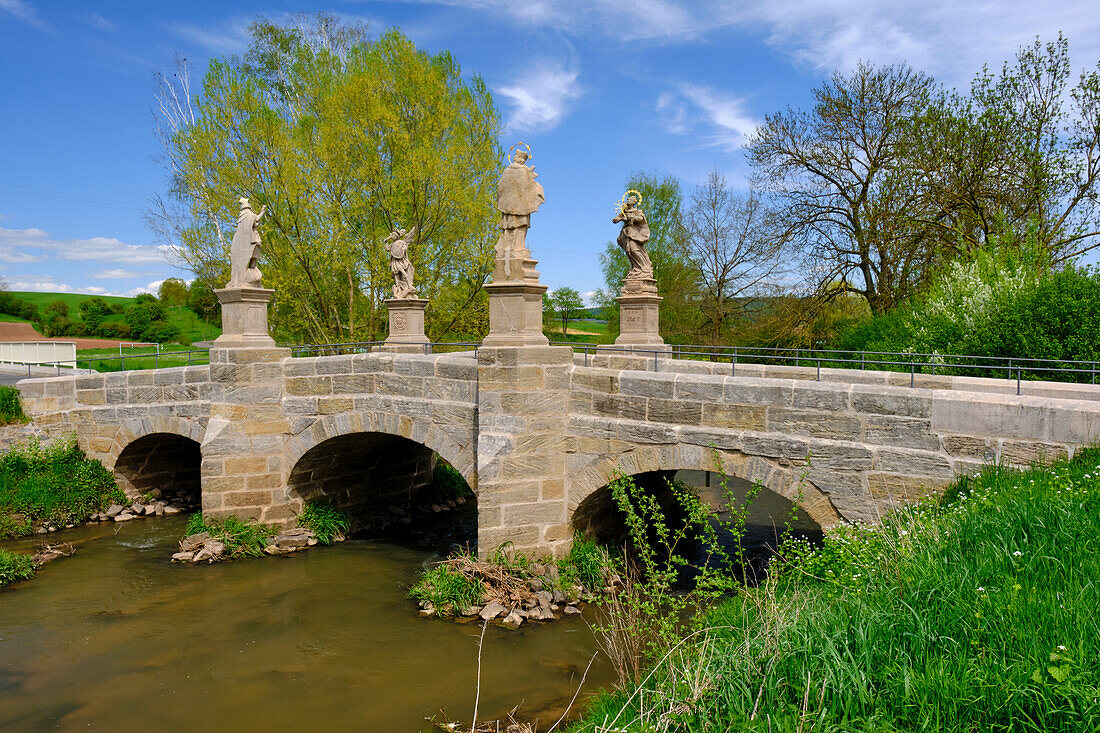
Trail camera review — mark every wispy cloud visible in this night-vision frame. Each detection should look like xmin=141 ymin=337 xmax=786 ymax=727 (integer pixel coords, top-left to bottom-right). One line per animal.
xmin=0 ymin=0 xmax=48 ymax=30
xmin=5 ymin=276 xmax=76 ymax=294
xmin=82 ymin=12 xmax=116 ymax=32
xmin=0 ymin=226 xmax=174 ymax=265
xmin=168 ymin=17 xmax=251 ymax=54
xmin=656 ymin=83 xmax=760 ymax=152
xmin=496 ymin=63 xmax=583 ymax=133
xmin=91 ymin=268 xmax=152 ymax=280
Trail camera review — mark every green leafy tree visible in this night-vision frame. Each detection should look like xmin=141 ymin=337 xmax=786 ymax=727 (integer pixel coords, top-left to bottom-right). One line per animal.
xmin=600 ymin=172 xmax=699 ymax=342
xmin=78 ymin=297 xmax=112 ymax=334
xmin=549 ymin=286 xmax=585 ymax=336
xmin=125 ymin=294 xmax=178 ymax=343
xmin=186 ymin=278 xmax=221 ymax=326
xmin=158 ymin=278 xmax=190 ymax=306
xmin=150 ymin=15 xmax=502 ymax=344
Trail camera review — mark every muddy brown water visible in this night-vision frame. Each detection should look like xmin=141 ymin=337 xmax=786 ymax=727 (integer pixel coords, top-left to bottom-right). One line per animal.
xmin=0 ymin=517 xmax=612 ymax=732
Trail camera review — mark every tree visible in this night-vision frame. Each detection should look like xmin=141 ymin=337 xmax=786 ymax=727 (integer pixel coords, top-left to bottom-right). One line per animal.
xmin=549 ymin=287 xmax=585 ymax=336
xmin=748 ymin=62 xmax=937 ymax=315
xmin=187 ymin=279 xmax=220 ymax=326
xmin=79 ymin=297 xmax=112 ymax=334
xmin=158 ymin=278 xmax=190 ymax=306
xmin=149 ymin=14 xmax=502 ymax=344
xmin=685 ymin=171 xmax=788 ymax=344
xmin=912 ymin=35 xmax=1100 ymax=264
xmin=125 ymin=294 xmax=178 ymax=343
xmin=599 ymin=173 xmax=699 ymax=342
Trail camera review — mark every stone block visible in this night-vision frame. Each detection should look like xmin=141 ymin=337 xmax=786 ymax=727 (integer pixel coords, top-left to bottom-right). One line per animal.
xmin=286 ymin=376 xmax=332 ymax=396
xmin=391 ymin=398 xmax=431 ymax=418
xmin=572 ymin=368 xmax=620 ymax=393
xmin=513 ymin=432 xmax=575 ymax=453
xmin=282 ymin=397 xmax=318 ymax=416
xmin=792 ymin=383 xmax=850 ymax=411
xmin=618 ymin=421 xmax=676 ymax=444
xmin=673 ymin=375 xmax=724 ymax=402
xmin=591 ymin=393 xmax=647 ymax=421
xmin=501 ymin=391 xmax=567 ymax=415
xmin=741 ymin=435 xmax=809 ymax=460
xmin=426 ymin=379 xmax=474 ymax=403
xmin=435 ymin=359 xmax=477 ymax=381
xmin=314 ymin=356 xmax=354 ymax=375
xmin=647 ymin=398 xmax=702 ymax=425
xmin=76 ymin=375 xmax=105 ymax=390
xmin=851 ymin=386 xmax=931 ymax=417
xmin=678 ymin=426 xmax=743 ymax=451
xmin=1047 ymin=403 xmax=1100 ymax=444
xmin=127 ymin=371 xmax=154 ymax=387
xmin=223 ymin=490 xmax=274 ymax=508
xmin=619 ymin=372 xmax=675 ymax=399
xmin=153 ymin=369 xmax=186 ymax=386
xmin=723 ymin=379 xmax=793 ymax=407
xmin=942 ymin=435 xmax=995 ymax=461
xmin=999 ymin=440 xmax=1068 ymax=466
xmin=395 ymin=356 xmax=439 ymax=377
xmin=873 ymin=448 xmax=953 ymax=478
xmin=867 ymin=472 xmax=952 ymax=500
xmin=478 ymin=365 xmax=545 ymax=391
xmin=863 ymin=415 xmax=941 ymax=451
xmin=224 ymin=456 xmax=269 ymax=475
xmin=478 ymin=525 xmax=541 ymax=553
xmin=767 ymin=408 xmax=861 ymax=441
xmin=931 ymin=393 xmax=1046 ymax=439
xmin=807 ymin=443 xmax=874 ymax=470
xmin=247 ymin=473 xmax=282 ymax=490
xmin=479 ymin=482 xmax=540 ymax=506
xmin=284 ymin=359 xmax=316 ymax=377
xmin=501 ymin=454 xmax=565 ymax=481
xmin=77 ymin=389 xmax=105 ymax=405
xmin=375 ymin=373 xmax=425 ymax=398
xmin=502 ymin=501 xmax=566 ymax=527
xmin=318 ymin=397 xmax=354 ymax=415
xmin=701 ymin=403 xmax=767 ymax=431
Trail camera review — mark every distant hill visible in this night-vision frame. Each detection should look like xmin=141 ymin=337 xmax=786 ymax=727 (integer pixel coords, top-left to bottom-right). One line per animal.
xmin=11 ymin=291 xmax=135 ymax=309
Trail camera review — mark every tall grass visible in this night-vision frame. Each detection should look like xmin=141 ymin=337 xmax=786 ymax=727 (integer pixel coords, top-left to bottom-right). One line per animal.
xmin=575 ymin=452 xmax=1100 ymax=732
xmin=409 ymin=558 xmax=486 ymax=615
xmin=0 ymin=438 xmax=125 ymax=538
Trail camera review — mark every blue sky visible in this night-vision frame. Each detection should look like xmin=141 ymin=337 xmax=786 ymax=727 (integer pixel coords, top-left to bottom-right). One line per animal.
xmin=1 ymin=0 xmax=1099 ymax=302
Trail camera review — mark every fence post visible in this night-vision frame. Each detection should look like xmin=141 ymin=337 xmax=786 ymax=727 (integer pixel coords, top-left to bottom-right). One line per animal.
xmin=653 ymin=350 xmax=658 ymax=372
xmin=910 ymin=363 xmax=915 ymax=388
xmin=817 ymin=359 xmax=821 ymax=381
xmin=155 ymin=352 xmax=159 ymax=369
xmin=1017 ymin=366 xmax=1022 ymax=396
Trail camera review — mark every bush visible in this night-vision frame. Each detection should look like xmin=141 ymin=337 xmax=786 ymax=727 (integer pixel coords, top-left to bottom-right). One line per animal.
xmin=0 ymin=386 xmax=25 ymax=425
xmin=0 ymin=438 xmax=125 ymax=538
xmin=297 ymin=501 xmax=351 ymax=544
xmin=431 ymin=459 xmax=474 ymax=501
xmin=0 ymin=548 xmax=35 ymax=588
xmin=184 ymin=513 xmax=276 ymax=558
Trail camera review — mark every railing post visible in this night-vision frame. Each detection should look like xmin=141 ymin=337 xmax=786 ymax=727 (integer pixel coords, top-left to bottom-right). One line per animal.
xmin=1017 ymin=366 xmax=1022 ymax=396
xmin=121 ymin=356 xmax=125 ymax=371
xmin=910 ymin=363 xmax=915 ymax=388
xmin=816 ymin=359 xmax=821 ymax=381
xmin=653 ymin=350 xmax=658 ymax=372
xmin=584 ymin=348 xmax=589 ymax=367
xmin=155 ymin=352 xmax=159 ymax=369
xmin=732 ymin=354 xmax=736 ymax=377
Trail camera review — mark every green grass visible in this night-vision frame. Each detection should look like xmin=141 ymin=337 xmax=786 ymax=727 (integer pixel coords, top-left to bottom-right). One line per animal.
xmin=0 ymin=548 xmax=36 ymax=588
xmin=574 ymin=452 xmax=1100 ymax=732
xmin=297 ymin=501 xmax=351 ymax=544
xmin=73 ymin=344 xmax=211 ymax=371
xmin=0 ymin=312 xmax=31 ymax=323
xmin=0 ymin=386 xmax=26 ymax=425
xmin=430 ymin=459 xmax=475 ymax=502
xmin=184 ymin=513 xmax=277 ymax=558
xmin=8 ymin=291 xmax=134 ymax=309
xmin=545 ymin=319 xmax=613 ymax=345
xmin=408 ymin=558 xmax=487 ymax=615
xmin=0 ymin=438 xmax=125 ymax=539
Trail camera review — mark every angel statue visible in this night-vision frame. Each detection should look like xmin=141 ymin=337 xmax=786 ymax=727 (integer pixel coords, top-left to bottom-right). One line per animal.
xmin=495 ymin=143 xmax=545 ymax=259
xmin=613 ymin=190 xmax=653 ymax=281
xmin=383 ymin=226 xmax=418 ymax=299
xmin=229 ymin=197 xmax=267 ymax=288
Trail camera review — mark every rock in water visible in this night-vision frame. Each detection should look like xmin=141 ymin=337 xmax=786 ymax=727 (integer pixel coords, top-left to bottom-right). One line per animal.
xmin=479 ymin=599 xmax=506 ymax=620
xmin=172 ymin=551 xmax=195 ymax=563
xmin=564 ymin=605 xmax=581 ymax=616
xmin=105 ymin=504 xmax=124 ymax=518
xmin=500 ymin=612 xmax=523 ymax=630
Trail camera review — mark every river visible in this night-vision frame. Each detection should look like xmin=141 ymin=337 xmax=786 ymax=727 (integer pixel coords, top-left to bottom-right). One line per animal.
xmin=0 ymin=517 xmax=612 ymax=732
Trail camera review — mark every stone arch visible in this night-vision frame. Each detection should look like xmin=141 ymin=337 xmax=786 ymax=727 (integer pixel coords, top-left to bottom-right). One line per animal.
xmin=109 ymin=417 xmax=206 ymax=505
xmin=105 ymin=415 xmax=207 ymax=470
xmin=284 ymin=410 xmax=476 ymax=492
xmin=567 ymin=443 xmax=842 ymax=533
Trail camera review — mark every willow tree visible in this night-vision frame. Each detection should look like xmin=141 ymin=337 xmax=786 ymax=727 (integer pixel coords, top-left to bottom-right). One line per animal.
xmin=150 ymin=15 xmax=502 ymax=343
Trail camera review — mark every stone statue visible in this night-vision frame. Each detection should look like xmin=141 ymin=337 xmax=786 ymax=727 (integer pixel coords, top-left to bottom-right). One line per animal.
xmin=613 ymin=191 xmax=653 ymax=282
xmin=383 ymin=226 xmax=418 ymax=299
xmin=229 ymin=197 xmax=266 ymax=288
xmin=495 ymin=144 xmax=545 ymax=259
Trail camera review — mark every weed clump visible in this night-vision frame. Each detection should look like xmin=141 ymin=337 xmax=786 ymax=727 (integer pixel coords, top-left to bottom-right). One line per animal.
xmin=297 ymin=501 xmax=351 ymax=545
xmin=185 ymin=514 xmax=277 ymax=558
xmin=409 ymin=560 xmax=487 ymax=616
xmin=0 ymin=438 xmax=125 ymax=538
xmin=0 ymin=548 xmax=36 ymax=587
xmin=0 ymin=386 xmax=26 ymax=425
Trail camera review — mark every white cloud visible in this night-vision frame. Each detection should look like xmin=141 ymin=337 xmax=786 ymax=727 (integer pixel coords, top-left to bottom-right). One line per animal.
xmin=126 ymin=280 xmax=164 ymax=297
xmin=6 ymin=276 xmax=75 ymax=294
xmin=92 ymin=268 xmax=151 ymax=280
xmin=655 ymin=83 xmax=760 ymax=152
xmin=0 ymin=0 xmax=47 ymax=30
xmin=168 ymin=17 xmax=250 ymax=54
xmin=496 ymin=63 xmax=583 ymax=133
xmin=0 ymin=226 xmax=173 ymax=265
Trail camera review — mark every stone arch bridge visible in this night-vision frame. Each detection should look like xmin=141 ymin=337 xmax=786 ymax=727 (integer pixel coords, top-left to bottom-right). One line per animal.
xmin=17 ymin=344 xmax=1100 ymax=557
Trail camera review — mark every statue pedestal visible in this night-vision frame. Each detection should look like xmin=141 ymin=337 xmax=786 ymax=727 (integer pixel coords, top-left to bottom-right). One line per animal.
xmin=382 ymin=298 xmax=430 ymax=352
xmin=492 ymin=248 xmax=541 ymax=283
xmin=213 ymin=287 xmax=276 ymax=348
xmin=483 ymin=280 xmax=549 ymax=347
xmin=609 ymin=277 xmax=666 ymax=349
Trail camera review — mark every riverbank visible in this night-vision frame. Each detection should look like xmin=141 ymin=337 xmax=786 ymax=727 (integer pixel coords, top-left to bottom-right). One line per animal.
xmin=574 ymin=452 xmax=1100 ymax=732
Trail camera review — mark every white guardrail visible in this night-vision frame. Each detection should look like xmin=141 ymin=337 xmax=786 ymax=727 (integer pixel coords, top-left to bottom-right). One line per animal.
xmin=0 ymin=341 xmax=77 ymax=368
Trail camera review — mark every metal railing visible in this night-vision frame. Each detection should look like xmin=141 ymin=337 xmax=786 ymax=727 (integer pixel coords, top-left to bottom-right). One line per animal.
xmin=285 ymin=341 xmax=481 ymax=358
xmin=2 ymin=348 xmax=212 ymax=377
xmin=553 ymin=342 xmax=1100 ymax=395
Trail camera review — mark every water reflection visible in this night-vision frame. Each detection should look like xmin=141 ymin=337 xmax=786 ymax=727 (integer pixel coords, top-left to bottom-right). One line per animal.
xmin=0 ymin=518 xmax=610 ymax=732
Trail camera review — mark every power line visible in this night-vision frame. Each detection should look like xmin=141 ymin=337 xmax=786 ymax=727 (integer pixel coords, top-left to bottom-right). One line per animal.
xmin=0 ymin=182 xmax=146 ymax=213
